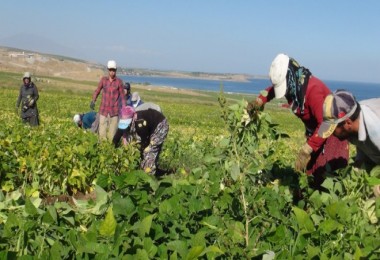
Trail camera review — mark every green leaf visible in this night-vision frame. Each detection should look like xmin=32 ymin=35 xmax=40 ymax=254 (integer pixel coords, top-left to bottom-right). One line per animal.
xmin=190 ymin=231 xmax=206 ymax=247
xmin=229 ymin=104 xmax=240 ymax=111
xmin=307 ymin=245 xmax=320 ymax=258
xmin=24 ymin=198 xmax=39 ymax=216
xmin=203 ymin=155 xmax=220 ymax=164
xmin=292 ymin=207 xmax=315 ymax=234
xmin=326 ymin=201 xmax=350 ymax=221
xmin=219 ymin=137 xmax=230 ymax=148
xmin=167 ymin=240 xmax=188 ymax=258
xmin=366 ymin=176 xmax=380 ymax=185
xmin=230 ymin=162 xmax=240 ymax=181
xmin=143 ymin=237 xmax=158 ymax=258
xmin=86 ymin=185 xmax=109 ymax=215
xmin=0 ymin=191 xmax=5 ymax=202
xmin=99 ymin=207 xmax=117 ymax=237
xmin=186 ymin=246 xmax=204 ymax=260
xmin=309 ymin=190 xmax=323 ymax=208
xmin=136 ymin=249 xmax=150 ymax=260
xmin=42 ymin=206 xmax=57 ymax=224
xmin=321 ymin=178 xmax=334 ymax=191
xmin=354 ymin=245 xmax=363 ymax=260
xmin=267 ymin=225 xmax=286 ymax=244
xmin=3 ymin=213 xmax=19 ymax=238
xmin=137 ymin=214 xmax=154 ymax=237
xmin=201 ymin=245 xmax=224 ymax=256
xmin=318 ymin=219 xmax=344 ymax=234
xmin=112 ymin=195 xmax=135 ymax=216
xmin=370 ymin=165 xmax=380 ymax=178
xmin=228 ymin=221 xmax=245 ymax=243
xmin=63 ymin=216 xmax=75 ymax=226
xmin=8 ymin=190 xmax=22 ymax=202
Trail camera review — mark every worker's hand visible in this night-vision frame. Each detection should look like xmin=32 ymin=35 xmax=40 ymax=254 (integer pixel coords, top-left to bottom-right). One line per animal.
xmin=28 ymin=99 xmax=35 ymax=107
xmin=373 ymin=185 xmax=380 ymax=197
xmin=144 ymin=145 xmax=151 ymax=154
xmin=90 ymin=101 xmax=95 ymax=110
xmin=246 ymin=98 xmax=264 ymax=119
xmin=295 ymin=143 xmax=313 ymax=172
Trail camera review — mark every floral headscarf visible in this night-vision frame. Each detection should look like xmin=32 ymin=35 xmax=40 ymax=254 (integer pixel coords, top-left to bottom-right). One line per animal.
xmin=285 ymin=58 xmax=312 ymax=114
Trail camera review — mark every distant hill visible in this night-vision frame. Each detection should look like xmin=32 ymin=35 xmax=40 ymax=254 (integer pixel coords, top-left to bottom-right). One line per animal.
xmin=0 ymin=46 xmax=104 ymax=81
xmin=0 ymin=46 xmax=266 ymax=82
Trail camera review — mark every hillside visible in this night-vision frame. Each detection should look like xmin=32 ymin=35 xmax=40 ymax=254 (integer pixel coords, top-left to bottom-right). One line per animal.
xmin=0 ymin=46 xmax=104 ymax=81
xmin=0 ymin=46 xmax=263 ymax=83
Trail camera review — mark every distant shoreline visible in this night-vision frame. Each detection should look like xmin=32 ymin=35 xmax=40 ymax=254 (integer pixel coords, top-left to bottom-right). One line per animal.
xmin=119 ymin=70 xmax=269 ymax=83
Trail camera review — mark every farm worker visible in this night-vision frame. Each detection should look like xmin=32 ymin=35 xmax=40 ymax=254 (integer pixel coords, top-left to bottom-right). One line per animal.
xmin=318 ymin=89 xmax=380 ymax=197
xmin=90 ymin=60 xmax=126 ymax=141
xmin=16 ymin=72 xmax=40 ymax=126
xmin=121 ymin=82 xmax=132 ymax=108
xmin=247 ymin=53 xmax=349 ymax=188
xmin=113 ymin=106 xmax=169 ymax=175
xmin=131 ymin=92 xmax=144 ymax=108
xmin=73 ymin=111 xmax=100 ymax=133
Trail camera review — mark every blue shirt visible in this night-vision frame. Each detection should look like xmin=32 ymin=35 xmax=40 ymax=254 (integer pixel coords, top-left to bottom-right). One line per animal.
xmin=82 ymin=111 xmax=97 ymax=129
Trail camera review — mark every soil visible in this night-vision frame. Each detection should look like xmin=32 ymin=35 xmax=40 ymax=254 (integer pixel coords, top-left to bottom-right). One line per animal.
xmin=42 ymin=191 xmax=97 ymax=206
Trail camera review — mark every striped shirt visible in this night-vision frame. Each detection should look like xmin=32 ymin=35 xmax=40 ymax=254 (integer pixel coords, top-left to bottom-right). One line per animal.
xmin=92 ymin=76 xmax=125 ymax=116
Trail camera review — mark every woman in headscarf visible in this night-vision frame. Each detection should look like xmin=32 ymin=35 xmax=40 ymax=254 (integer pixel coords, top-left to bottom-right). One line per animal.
xmin=248 ymin=54 xmax=349 ymax=187
xmin=16 ymin=72 xmax=40 ymax=126
xmin=113 ymin=106 xmax=169 ymax=175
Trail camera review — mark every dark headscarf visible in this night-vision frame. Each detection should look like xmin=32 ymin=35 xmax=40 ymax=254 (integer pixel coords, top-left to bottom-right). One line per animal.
xmin=285 ymin=58 xmax=312 ymax=114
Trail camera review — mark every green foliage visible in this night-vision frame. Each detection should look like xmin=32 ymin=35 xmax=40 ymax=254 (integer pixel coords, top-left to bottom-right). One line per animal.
xmin=0 ymin=85 xmax=379 ymax=258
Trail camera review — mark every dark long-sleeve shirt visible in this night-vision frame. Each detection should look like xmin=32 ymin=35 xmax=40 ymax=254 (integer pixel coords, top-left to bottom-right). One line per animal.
xmin=113 ymin=109 xmax=166 ymax=149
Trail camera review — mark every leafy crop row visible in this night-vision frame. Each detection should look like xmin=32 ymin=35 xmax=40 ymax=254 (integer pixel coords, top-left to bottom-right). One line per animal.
xmin=0 ymin=86 xmax=379 ymax=259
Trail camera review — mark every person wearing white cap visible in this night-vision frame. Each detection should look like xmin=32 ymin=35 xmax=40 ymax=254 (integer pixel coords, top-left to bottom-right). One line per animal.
xmin=131 ymin=92 xmax=144 ymax=108
xmin=318 ymin=89 xmax=380 ymax=197
xmin=73 ymin=111 xmax=99 ymax=133
xmin=247 ymin=54 xmax=349 ymax=188
xmin=90 ymin=60 xmax=126 ymax=141
xmin=16 ymin=72 xmax=40 ymax=126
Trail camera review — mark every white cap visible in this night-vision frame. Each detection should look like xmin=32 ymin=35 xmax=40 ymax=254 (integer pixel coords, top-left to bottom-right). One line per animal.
xmin=23 ymin=72 xmax=31 ymax=79
xmin=131 ymin=92 xmax=140 ymax=102
xmin=107 ymin=60 xmax=117 ymax=69
xmin=269 ymin=53 xmax=289 ymax=99
xmin=73 ymin=114 xmax=81 ymax=125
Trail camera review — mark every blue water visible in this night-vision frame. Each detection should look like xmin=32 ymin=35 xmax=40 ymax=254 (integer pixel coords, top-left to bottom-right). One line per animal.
xmin=120 ymin=75 xmax=380 ymax=101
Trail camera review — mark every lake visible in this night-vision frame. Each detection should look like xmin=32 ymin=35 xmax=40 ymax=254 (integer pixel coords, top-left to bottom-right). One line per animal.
xmin=120 ymin=75 xmax=380 ymax=101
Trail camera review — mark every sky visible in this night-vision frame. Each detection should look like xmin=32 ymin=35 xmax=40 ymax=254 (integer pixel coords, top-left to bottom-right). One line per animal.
xmin=1 ymin=1 xmax=380 ymax=83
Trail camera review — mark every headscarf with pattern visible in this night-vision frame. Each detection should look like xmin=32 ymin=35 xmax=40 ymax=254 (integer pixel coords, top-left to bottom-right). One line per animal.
xmin=285 ymin=58 xmax=312 ymax=114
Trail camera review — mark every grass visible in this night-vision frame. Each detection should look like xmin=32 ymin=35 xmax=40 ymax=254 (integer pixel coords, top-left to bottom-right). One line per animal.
xmin=1 ymin=71 xmax=304 ymax=152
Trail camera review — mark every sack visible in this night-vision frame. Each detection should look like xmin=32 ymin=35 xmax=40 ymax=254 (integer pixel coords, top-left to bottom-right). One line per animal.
xmin=135 ymin=102 xmax=162 ymax=113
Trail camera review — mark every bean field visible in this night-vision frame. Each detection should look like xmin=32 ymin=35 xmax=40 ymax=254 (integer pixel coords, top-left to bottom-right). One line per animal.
xmin=0 ymin=72 xmax=379 ymax=259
